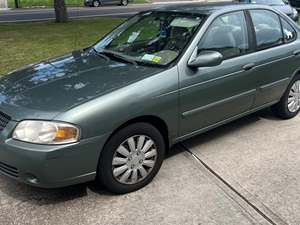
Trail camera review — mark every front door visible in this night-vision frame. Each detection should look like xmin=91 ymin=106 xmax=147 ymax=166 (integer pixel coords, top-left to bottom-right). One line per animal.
xmin=178 ymin=11 xmax=257 ymax=137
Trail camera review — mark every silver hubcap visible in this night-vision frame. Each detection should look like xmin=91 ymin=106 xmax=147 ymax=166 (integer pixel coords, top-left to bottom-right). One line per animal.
xmin=112 ymin=135 xmax=158 ymax=184
xmin=288 ymin=80 xmax=300 ymax=113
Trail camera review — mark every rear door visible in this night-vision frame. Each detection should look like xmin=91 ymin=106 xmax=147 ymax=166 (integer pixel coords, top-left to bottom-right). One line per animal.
xmin=247 ymin=9 xmax=300 ymax=107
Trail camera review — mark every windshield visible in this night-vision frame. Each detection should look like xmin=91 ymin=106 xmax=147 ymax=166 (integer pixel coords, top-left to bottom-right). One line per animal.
xmin=94 ymin=11 xmax=205 ymax=66
xmin=252 ymin=0 xmax=286 ymax=6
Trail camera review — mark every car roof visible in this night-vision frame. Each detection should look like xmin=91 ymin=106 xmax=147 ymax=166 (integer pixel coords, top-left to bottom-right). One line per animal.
xmin=152 ymin=2 xmax=273 ymax=15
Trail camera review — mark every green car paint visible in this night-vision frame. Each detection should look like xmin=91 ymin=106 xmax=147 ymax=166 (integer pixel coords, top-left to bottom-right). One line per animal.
xmin=0 ymin=3 xmax=299 ymax=188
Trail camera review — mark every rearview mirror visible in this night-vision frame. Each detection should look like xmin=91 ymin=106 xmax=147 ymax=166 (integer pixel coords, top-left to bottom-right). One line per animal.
xmin=188 ymin=50 xmax=223 ymax=68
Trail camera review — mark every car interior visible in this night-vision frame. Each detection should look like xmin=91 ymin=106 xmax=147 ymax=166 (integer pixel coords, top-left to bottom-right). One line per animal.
xmin=105 ymin=14 xmax=201 ymax=65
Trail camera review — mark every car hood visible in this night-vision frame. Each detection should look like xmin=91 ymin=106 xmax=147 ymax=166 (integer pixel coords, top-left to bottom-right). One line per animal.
xmin=0 ymin=50 xmax=163 ymax=121
xmin=272 ymin=5 xmax=293 ymax=15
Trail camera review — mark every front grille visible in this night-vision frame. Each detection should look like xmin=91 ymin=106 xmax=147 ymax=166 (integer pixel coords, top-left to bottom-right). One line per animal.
xmin=0 ymin=111 xmax=11 ymax=132
xmin=0 ymin=161 xmax=19 ymax=178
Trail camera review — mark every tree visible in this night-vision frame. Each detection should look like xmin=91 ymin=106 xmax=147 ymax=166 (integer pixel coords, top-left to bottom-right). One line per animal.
xmin=54 ymin=0 xmax=68 ymax=23
xmin=14 ymin=0 xmax=19 ymax=8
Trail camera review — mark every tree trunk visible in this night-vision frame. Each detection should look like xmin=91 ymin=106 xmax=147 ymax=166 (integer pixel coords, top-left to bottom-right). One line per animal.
xmin=14 ymin=0 xmax=19 ymax=8
xmin=54 ymin=0 xmax=68 ymax=23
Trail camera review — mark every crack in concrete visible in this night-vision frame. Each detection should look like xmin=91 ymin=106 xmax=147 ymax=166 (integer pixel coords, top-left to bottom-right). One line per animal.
xmin=179 ymin=143 xmax=288 ymax=225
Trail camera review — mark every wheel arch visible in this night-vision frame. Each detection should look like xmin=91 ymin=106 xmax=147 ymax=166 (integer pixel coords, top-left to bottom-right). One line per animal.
xmin=291 ymin=67 xmax=300 ymax=81
xmin=103 ymin=115 xmax=170 ymax=153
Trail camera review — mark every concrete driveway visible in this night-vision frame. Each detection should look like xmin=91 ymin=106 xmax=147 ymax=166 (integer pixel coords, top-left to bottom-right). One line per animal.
xmin=0 ymin=109 xmax=299 ymax=225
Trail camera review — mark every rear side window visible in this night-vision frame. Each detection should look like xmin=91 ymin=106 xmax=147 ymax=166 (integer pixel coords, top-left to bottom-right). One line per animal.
xmin=249 ymin=10 xmax=283 ymax=50
xmin=281 ymin=18 xmax=297 ymax=43
xmin=198 ymin=11 xmax=249 ymax=60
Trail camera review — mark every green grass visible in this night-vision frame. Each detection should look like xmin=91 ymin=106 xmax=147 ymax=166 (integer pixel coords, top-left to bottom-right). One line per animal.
xmin=8 ymin=0 xmax=83 ymax=8
xmin=0 ymin=18 xmax=123 ymax=75
xmin=132 ymin=0 xmax=149 ymax=4
xmin=8 ymin=0 xmax=148 ymax=8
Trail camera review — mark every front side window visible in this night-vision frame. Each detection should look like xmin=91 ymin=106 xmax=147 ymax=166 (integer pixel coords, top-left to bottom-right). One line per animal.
xmin=250 ymin=10 xmax=283 ymax=49
xmin=94 ymin=12 xmax=205 ymax=66
xmin=198 ymin=11 xmax=249 ymax=60
xmin=281 ymin=18 xmax=297 ymax=43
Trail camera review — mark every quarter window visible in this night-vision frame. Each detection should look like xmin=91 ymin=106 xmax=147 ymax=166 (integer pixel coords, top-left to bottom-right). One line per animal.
xmin=281 ymin=18 xmax=296 ymax=43
xmin=198 ymin=11 xmax=249 ymax=60
xmin=249 ymin=10 xmax=283 ymax=49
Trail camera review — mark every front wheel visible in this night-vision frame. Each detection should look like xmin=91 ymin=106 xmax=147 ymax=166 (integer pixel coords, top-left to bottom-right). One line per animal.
xmin=97 ymin=123 xmax=165 ymax=194
xmin=272 ymin=75 xmax=300 ymax=119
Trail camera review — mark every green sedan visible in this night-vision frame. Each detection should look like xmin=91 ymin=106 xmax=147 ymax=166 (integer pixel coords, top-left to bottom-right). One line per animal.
xmin=0 ymin=3 xmax=300 ymax=194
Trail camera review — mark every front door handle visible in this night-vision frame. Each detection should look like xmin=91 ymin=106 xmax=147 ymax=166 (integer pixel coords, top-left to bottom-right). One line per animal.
xmin=243 ymin=63 xmax=255 ymax=71
xmin=293 ymin=50 xmax=300 ymax=56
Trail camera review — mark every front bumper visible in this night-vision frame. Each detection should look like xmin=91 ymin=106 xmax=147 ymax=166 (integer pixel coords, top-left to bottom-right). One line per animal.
xmin=0 ymin=121 xmax=109 ymax=188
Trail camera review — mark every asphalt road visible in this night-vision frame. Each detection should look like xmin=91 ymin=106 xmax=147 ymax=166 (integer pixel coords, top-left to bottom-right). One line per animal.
xmin=1 ymin=109 xmax=300 ymax=225
xmin=0 ymin=4 xmax=167 ymax=23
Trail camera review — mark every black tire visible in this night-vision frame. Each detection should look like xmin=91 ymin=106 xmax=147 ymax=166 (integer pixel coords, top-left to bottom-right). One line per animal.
xmin=92 ymin=0 xmax=101 ymax=7
xmin=97 ymin=123 xmax=165 ymax=194
xmin=120 ymin=0 xmax=128 ymax=6
xmin=272 ymin=74 xmax=300 ymax=119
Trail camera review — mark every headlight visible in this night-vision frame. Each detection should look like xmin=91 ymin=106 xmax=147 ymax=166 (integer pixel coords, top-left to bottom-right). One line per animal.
xmin=12 ymin=120 xmax=80 ymax=145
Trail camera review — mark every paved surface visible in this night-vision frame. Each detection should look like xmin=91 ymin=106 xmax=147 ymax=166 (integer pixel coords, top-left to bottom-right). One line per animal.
xmin=1 ymin=109 xmax=300 ymax=224
xmin=0 ymin=5 xmax=155 ymax=23
xmin=185 ymin=109 xmax=300 ymax=225
xmin=0 ymin=151 xmax=265 ymax=225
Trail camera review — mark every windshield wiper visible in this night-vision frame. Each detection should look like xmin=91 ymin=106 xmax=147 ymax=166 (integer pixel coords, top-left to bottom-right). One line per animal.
xmin=92 ymin=48 xmax=110 ymax=61
xmin=101 ymin=49 xmax=138 ymax=66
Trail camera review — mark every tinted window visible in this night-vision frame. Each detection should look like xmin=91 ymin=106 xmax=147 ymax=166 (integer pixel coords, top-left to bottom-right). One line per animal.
xmin=250 ymin=10 xmax=283 ymax=49
xmin=198 ymin=11 xmax=249 ymax=60
xmin=281 ymin=18 xmax=296 ymax=43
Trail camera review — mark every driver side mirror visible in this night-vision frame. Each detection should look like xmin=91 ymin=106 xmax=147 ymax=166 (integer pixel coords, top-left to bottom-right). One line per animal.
xmin=188 ymin=50 xmax=223 ymax=68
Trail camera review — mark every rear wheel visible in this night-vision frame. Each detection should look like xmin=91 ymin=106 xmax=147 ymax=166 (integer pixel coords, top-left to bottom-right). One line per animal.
xmin=120 ymin=0 xmax=128 ymax=6
xmin=93 ymin=0 xmax=101 ymax=7
xmin=272 ymin=75 xmax=300 ymax=119
xmin=97 ymin=123 xmax=165 ymax=194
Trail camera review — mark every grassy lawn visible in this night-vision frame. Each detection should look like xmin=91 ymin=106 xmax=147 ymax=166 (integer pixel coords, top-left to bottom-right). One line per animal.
xmin=8 ymin=0 xmax=148 ymax=8
xmin=8 ymin=0 xmax=83 ymax=8
xmin=0 ymin=18 xmax=123 ymax=75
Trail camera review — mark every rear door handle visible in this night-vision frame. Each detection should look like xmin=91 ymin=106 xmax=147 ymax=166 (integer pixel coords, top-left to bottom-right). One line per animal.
xmin=293 ymin=50 xmax=300 ymax=56
xmin=243 ymin=63 xmax=255 ymax=71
